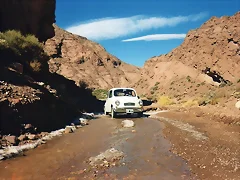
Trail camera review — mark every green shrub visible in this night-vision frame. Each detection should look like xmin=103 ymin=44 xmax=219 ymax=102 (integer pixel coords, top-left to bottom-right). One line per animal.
xmin=0 ymin=30 xmax=42 ymax=55
xmin=201 ymin=82 xmax=206 ymax=86
xmin=197 ymin=91 xmax=221 ymax=106
xmin=92 ymin=89 xmax=108 ymax=99
xmin=186 ymin=76 xmax=191 ymax=82
xmin=150 ymin=82 xmax=160 ymax=94
xmin=147 ymin=94 xmax=158 ymax=102
xmin=151 ymin=86 xmax=158 ymax=92
xmin=0 ymin=30 xmax=48 ymax=73
xmin=140 ymin=94 xmax=146 ymax=98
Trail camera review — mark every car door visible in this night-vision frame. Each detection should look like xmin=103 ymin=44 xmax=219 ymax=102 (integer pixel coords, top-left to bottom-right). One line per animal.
xmin=105 ymin=90 xmax=113 ymax=112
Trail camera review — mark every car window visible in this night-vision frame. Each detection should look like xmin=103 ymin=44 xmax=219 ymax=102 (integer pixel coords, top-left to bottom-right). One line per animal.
xmin=109 ymin=90 xmax=112 ymax=98
xmin=114 ymin=89 xmax=136 ymax=97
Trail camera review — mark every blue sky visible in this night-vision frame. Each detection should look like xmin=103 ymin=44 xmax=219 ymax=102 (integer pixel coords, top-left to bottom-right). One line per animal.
xmin=56 ymin=0 xmax=239 ymax=67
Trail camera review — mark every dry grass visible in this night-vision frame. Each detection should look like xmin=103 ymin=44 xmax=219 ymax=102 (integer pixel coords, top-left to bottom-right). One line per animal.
xmin=198 ymin=95 xmax=220 ymax=106
xmin=197 ymin=88 xmax=232 ymax=106
xmin=215 ymin=89 xmax=231 ymax=99
xmin=182 ymin=99 xmax=199 ymax=107
xmin=158 ymin=96 xmax=174 ymax=106
xmin=232 ymin=92 xmax=240 ymax=99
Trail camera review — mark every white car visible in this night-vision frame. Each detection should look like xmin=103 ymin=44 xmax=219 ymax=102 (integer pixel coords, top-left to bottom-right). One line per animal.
xmin=104 ymin=88 xmax=143 ymax=118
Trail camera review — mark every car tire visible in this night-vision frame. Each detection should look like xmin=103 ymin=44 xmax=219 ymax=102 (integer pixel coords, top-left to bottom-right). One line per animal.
xmin=111 ymin=108 xmax=116 ymax=118
xmin=104 ymin=108 xmax=109 ymax=115
xmin=137 ymin=112 xmax=143 ymax=118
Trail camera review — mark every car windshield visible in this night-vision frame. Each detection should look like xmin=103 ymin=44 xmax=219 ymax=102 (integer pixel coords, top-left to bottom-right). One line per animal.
xmin=114 ymin=89 xmax=136 ymax=97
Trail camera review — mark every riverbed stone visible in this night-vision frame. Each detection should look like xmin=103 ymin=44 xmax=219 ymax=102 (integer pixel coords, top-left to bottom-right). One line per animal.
xmin=121 ymin=120 xmax=135 ymax=128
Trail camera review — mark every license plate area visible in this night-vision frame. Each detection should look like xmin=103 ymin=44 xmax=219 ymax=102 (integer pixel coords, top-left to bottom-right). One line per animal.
xmin=126 ymin=109 xmax=134 ymax=113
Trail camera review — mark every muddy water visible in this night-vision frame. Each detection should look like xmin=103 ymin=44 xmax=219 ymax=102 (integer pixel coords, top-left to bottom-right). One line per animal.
xmin=0 ymin=116 xmax=195 ymax=180
xmin=106 ymin=118 xmax=194 ymax=179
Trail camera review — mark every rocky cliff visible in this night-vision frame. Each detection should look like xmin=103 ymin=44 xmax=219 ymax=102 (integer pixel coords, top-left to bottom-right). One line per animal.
xmin=134 ymin=12 xmax=240 ymax=103
xmin=44 ymin=25 xmax=140 ymax=90
xmin=150 ymin=11 xmax=240 ymax=81
xmin=0 ymin=0 xmax=56 ymax=41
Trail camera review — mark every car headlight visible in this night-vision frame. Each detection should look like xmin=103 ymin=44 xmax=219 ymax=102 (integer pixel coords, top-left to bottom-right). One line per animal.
xmin=139 ymin=100 xmax=143 ymax=106
xmin=115 ymin=100 xmax=120 ymax=106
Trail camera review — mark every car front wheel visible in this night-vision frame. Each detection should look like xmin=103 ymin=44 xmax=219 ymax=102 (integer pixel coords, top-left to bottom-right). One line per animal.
xmin=111 ymin=108 xmax=116 ymax=118
xmin=104 ymin=108 xmax=109 ymax=115
xmin=137 ymin=112 xmax=143 ymax=118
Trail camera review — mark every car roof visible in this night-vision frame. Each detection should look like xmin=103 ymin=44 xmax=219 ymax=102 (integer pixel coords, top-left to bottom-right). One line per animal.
xmin=108 ymin=87 xmax=136 ymax=91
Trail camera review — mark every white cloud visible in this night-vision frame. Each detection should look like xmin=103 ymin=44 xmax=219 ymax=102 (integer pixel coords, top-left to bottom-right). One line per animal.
xmin=66 ymin=12 xmax=207 ymax=41
xmin=122 ymin=34 xmax=186 ymax=42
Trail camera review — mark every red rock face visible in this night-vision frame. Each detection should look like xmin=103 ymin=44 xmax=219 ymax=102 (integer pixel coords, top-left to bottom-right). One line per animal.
xmin=0 ymin=0 xmax=56 ymax=41
xmin=44 ymin=25 xmax=140 ymax=89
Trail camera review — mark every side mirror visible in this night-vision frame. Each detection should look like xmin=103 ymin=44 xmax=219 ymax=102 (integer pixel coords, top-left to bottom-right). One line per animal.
xmin=137 ymin=96 xmax=140 ymax=99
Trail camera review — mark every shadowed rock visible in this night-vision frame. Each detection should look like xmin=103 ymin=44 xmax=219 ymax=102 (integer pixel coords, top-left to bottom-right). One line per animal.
xmin=0 ymin=0 xmax=56 ymax=41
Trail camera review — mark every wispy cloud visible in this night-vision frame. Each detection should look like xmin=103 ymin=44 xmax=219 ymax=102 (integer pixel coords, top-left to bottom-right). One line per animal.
xmin=66 ymin=12 xmax=207 ymax=41
xmin=122 ymin=34 xmax=186 ymax=42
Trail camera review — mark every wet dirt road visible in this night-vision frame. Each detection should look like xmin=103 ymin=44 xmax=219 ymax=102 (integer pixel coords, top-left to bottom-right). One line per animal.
xmin=0 ymin=116 xmax=196 ymax=180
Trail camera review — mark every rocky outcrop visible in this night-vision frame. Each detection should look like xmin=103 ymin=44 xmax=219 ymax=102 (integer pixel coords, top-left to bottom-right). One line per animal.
xmin=0 ymin=0 xmax=56 ymax=41
xmin=44 ymin=25 xmax=140 ymax=89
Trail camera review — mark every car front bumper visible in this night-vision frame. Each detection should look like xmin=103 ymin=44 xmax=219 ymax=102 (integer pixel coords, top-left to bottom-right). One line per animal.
xmin=113 ymin=107 xmax=143 ymax=113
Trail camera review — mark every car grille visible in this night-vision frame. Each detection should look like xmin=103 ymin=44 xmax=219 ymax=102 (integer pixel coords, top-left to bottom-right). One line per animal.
xmin=124 ymin=102 xmax=135 ymax=106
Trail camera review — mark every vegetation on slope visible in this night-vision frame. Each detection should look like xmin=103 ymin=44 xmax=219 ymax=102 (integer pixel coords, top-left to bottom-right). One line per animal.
xmin=0 ymin=30 xmax=48 ymax=74
xmin=0 ymin=31 xmax=103 ymax=137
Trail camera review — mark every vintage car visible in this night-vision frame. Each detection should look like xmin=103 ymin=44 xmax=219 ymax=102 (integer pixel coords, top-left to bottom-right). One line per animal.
xmin=104 ymin=88 xmax=143 ymax=118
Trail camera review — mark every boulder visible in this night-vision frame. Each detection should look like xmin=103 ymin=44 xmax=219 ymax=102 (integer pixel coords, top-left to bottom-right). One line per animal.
xmin=5 ymin=135 xmax=18 ymax=145
xmin=37 ymin=82 xmax=45 ymax=86
xmin=24 ymin=124 xmax=33 ymax=130
xmin=18 ymin=134 xmax=27 ymax=141
xmin=40 ymin=132 xmax=49 ymax=137
xmin=89 ymin=148 xmax=124 ymax=167
xmin=10 ymin=63 xmax=23 ymax=74
xmin=81 ymin=113 xmax=94 ymax=120
xmin=235 ymin=101 xmax=240 ymax=109
xmin=121 ymin=120 xmax=135 ymax=128
xmin=27 ymin=134 xmax=37 ymax=140
xmin=79 ymin=118 xmax=89 ymax=126
xmin=64 ymin=126 xmax=74 ymax=134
